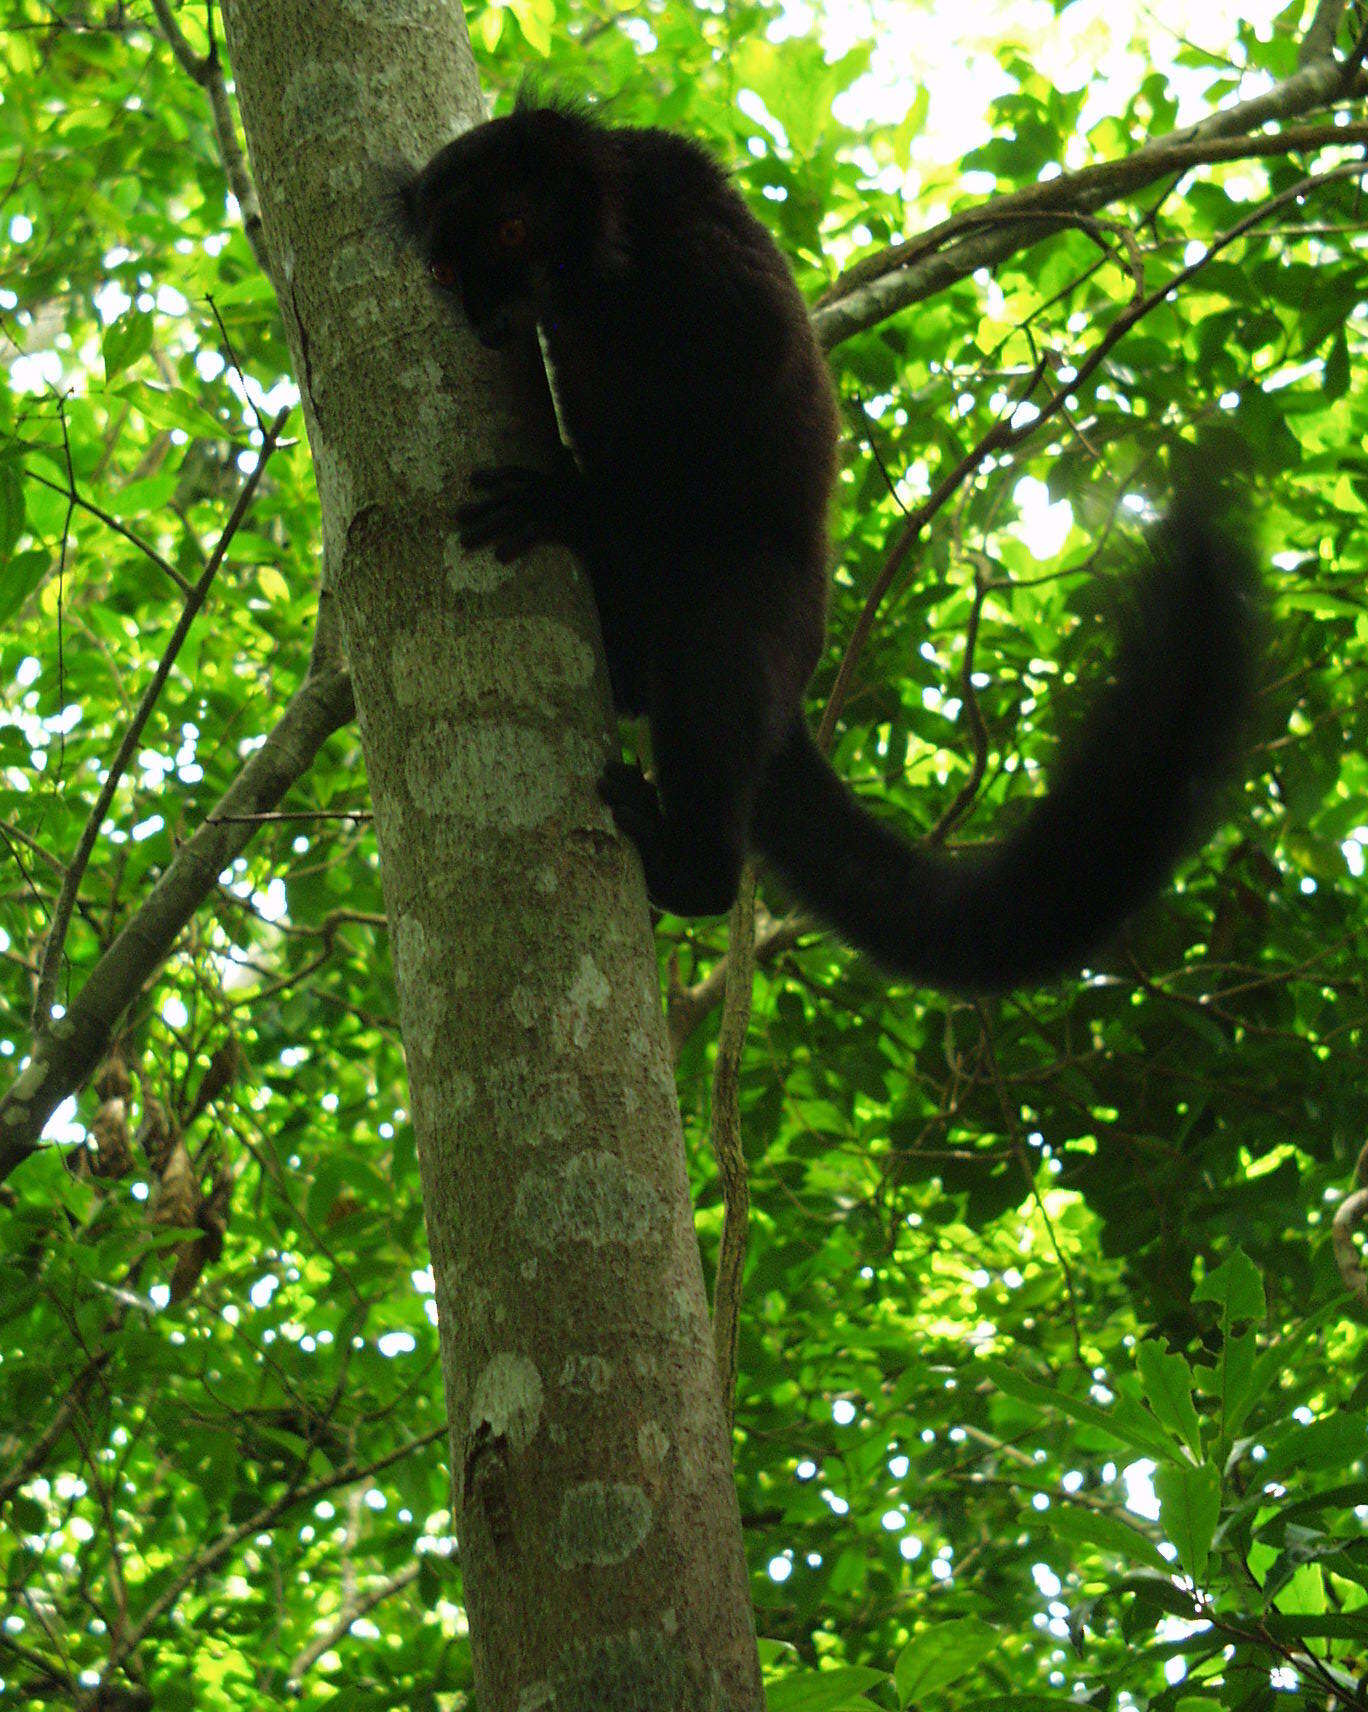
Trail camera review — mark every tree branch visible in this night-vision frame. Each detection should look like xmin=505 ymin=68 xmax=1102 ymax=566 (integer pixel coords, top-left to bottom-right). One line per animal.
xmin=1299 ymin=0 xmax=1350 ymax=67
xmin=150 ymin=0 xmax=269 ymax=274
xmin=1332 ymin=1141 xmax=1368 ymax=1313
xmin=285 ymin=1561 xmax=422 ymax=1688
xmin=667 ymin=911 xmax=811 ymax=1061
xmin=815 ymin=107 xmax=1368 ymax=349
xmin=709 ymin=865 xmax=756 ymax=1431
xmin=0 ymin=1353 xmax=111 ymax=1513
xmin=0 ymin=659 xmax=354 ymax=1183
xmin=84 ymin=1427 xmax=445 ymax=1703
xmin=817 ymin=159 xmax=1368 ymax=743
xmin=20 ymin=465 xmax=191 ymax=595
xmin=30 ymin=406 xmax=293 ymax=1036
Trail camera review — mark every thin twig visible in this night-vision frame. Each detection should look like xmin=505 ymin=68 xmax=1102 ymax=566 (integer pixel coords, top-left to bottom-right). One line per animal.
xmin=285 ymin=1562 xmax=421 ymax=1688
xmin=21 ymin=465 xmax=192 ymax=595
xmin=1332 ymin=1141 xmax=1368 ymax=1313
xmin=150 ymin=0 xmax=269 ymax=273
xmin=83 ymin=1426 xmax=446 ymax=1703
xmin=0 ymin=1353 xmax=112 ymax=1513
xmin=0 ymin=819 xmax=64 ymax=876
xmin=926 ymin=556 xmax=992 ymax=844
xmin=821 ymin=122 xmax=1368 ymax=306
xmin=1342 ymin=18 xmax=1368 ymax=84
xmin=207 ymin=808 xmax=372 ymax=825
xmin=30 ymin=406 xmax=292 ymax=1035
xmin=815 ymin=120 xmax=1368 ymax=348
xmin=1299 ymin=0 xmax=1350 ymax=67
xmin=206 ymin=293 xmax=268 ymax=438
xmin=976 ymin=1002 xmax=1085 ymax=1365
xmin=0 ymin=660 xmax=354 ymax=1182
xmin=817 ymin=159 xmax=1368 ymax=742
xmin=667 ymin=910 xmax=810 ymax=1061
xmin=710 ymin=864 xmax=757 ymax=1431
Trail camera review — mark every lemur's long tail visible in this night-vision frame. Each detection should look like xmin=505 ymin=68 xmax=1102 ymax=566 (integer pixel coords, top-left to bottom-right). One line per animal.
xmin=751 ymin=500 xmax=1260 ymax=993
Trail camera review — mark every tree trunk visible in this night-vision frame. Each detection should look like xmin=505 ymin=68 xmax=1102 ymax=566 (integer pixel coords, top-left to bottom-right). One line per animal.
xmin=219 ymin=4 xmax=762 ymax=1707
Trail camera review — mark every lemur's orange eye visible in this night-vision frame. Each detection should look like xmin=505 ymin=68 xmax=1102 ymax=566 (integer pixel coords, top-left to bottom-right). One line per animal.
xmin=496 ymin=216 xmax=527 ymax=250
xmin=429 ymin=258 xmax=459 ymax=288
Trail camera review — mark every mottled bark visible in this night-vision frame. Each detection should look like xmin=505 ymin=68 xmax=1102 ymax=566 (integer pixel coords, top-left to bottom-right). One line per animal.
xmin=218 ymin=3 xmax=761 ymax=1708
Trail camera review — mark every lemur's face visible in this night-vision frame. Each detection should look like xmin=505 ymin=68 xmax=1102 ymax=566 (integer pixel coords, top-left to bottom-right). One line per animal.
xmin=400 ymin=119 xmax=550 ymax=350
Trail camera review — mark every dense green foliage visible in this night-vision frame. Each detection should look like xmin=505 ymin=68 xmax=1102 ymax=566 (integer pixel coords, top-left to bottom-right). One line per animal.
xmin=2 ymin=1 xmax=1366 ymax=1708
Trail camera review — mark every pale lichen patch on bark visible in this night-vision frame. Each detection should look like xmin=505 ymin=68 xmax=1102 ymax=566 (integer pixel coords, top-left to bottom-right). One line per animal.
xmin=8 ymin=1059 xmax=47 ymax=1106
xmin=391 ymin=912 xmax=444 ymax=1059
xmin=665 ymin=1284 xmax=710 ymax=1347
xmin=327 ymin=239 xmax=388 ymax=323
xmin=398 ymin=355 xmax=445 ymax=398
xmin=408 ymin=1070 xmax=476 ymax=1150
xmin=485 ymin=1058 xmax=583 ymax=1147
xmin=323 ymin=156 xmax=367 ymax=195
xmin=391 ymin=617 xmax=594 ymax=711
xmin=470 ymin=1351 xmax=544 ymax=1455
xmin=552 ymin=1481 xmax=652 ymax=1567
xmin=515 ymin=1150 xmax=663 ymax=1247
xmin=405 ymin=721 xmax=566 ymax=826
xmin=516 ymin=1631 xmax=719 ymax=1712
xmin=560 ymin=952 xmax=611 ymax=1049
xmin=638 ymin=1420 xmax=670 ymax=1466
xmin=506 ymin=983 xmax=541 ymax=1029
xmin=388 ymin=394 xmax=448 ymax=493
xmin=443 ymin=532 xmax=519 ymax=594
xmin=561 ymin=1353 xmax=613 ymax=1394
xmin=280 ymin=62 xmax=364 ymax=144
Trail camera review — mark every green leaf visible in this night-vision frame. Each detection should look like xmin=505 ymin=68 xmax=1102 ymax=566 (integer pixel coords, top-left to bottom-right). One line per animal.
xmin=1154 ymin=1459 xmax=1222 ymax=1581
xmin=508 ymin=0 xmax=553 ymax=55
xmin=1046 ymin=1503 xmax=1172 ymax=1576
xmin=101 ymin=310 xmax=155 ymax=383
xmin=103 ymin=471 xmax=181 ymax=518
xmin=0 ymin=461 xmax=24 ymax=554
xmin=1272 ymin=1560 xmax=1326 ymax=1616
xmin=894 ymin=1619 xmax=998 ymax=1705
xmin=1192 ymin=1249 xmax=1265 ymax=1332
xmin=1260 ymin=1414 xmax=1368 ymax=1482
xmin=1238 ymin=1295 xmax=1352 ymax=1435
xmin=0 ymin=546 xmax=47 ymax=624
xmin=7 ymin=1494 xmax=46 ymax=1533
xmin=1136 ymin=1340 xmax=1203 ymax=1461
xmin=1323 ymin=325 xmax=1350 ymax=401
xmin=1263 ymin=1613 xmax=1368 ymax=1641
xmin=766 ymin=1666 xmax=886 ymax=1710
xmin=1260 ymin=1480 xmax=1368 ymax=1529
xmin=987 ymin=1362 xmax=1173 ymax=1462
xmin=963 ymin=1701 xmax=1082 ymax=1712
xmin=1218 ymin=1326 xmax=1258 ymax=1437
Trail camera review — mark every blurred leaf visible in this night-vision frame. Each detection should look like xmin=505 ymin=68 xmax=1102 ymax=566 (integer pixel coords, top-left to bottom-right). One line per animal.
xmin=101 ymin=311 xmax=155 ymax=384
xmin=767 ymin=1666 xmax=886 ymax=1710
xmin=1135 ymin=1340 xmax=1203 ymax=1462
xmin=894 ymin=1618 xmax=998 ymax=1704
xmin=1154 ymin=1460 xmax=1222 ymax=1581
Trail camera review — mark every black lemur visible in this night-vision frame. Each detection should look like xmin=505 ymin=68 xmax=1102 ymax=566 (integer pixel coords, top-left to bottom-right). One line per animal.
xmin=399 ymin=100 xmax=1259 ymax=995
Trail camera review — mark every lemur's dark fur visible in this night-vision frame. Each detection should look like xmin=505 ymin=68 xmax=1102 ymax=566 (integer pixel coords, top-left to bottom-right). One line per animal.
xmin=400 ymin=100 xmax=1258 ymax=994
